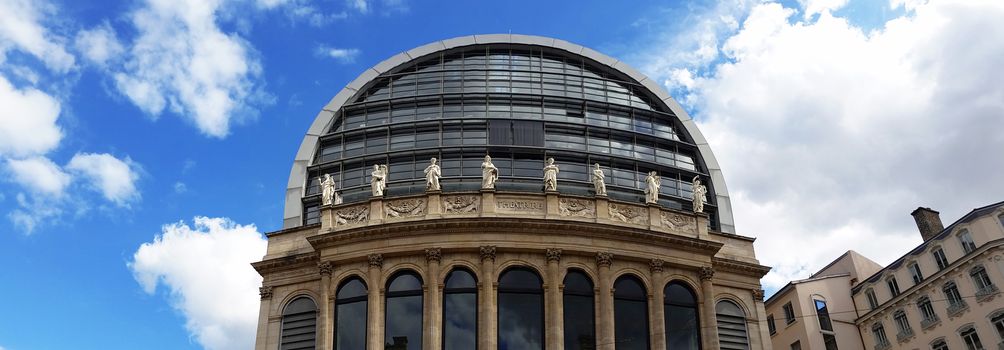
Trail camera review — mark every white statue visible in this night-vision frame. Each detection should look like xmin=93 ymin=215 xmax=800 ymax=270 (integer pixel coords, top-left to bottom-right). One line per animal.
xmin=644 ymin=171 xmax=660 ymax=204
xmin=424 ymin=157 xmax=441 ymax=191
xmin=320 ymin=173 xmax=341 ymax=205
xmin=692 ymin=175 xmax=707 ymax=213
xmin=370 ymin=164 xmax=387 ymax=196
xmin=543 ymin=158 xmax=559 ymax=192
xmin=481 ymin=155 xmax=499 ymax=190
xmin=591 ymin=163 xmax=607 ymax=196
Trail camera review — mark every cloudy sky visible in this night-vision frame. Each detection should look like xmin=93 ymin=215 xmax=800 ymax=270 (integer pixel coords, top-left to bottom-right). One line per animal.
xmin=1 ymin=0 xmax=1001 ymax=349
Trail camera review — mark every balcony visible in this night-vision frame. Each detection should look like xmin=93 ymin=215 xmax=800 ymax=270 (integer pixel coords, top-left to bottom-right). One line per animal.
xmin=976 ymin=283 xmax=1000 ymax=302
xmin=896 ymin=328 xmax=915 ymax=342
xmin=874 ymin=341 xmax=891 ymax=350
xmin=920 ymin=316 xmax=941 ymax=330
xmin=947 ymin=300 xmax=969 ymax=317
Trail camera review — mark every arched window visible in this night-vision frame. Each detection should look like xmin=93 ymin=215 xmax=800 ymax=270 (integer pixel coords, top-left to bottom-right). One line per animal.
xmin=498 ymin=267 xmax=544 ymax=350
xmin=281 ymin=296 xmax=317 ymax=350
xmin=563 ymin=270 xmax=596 ymax=350
xmin=664 ymin=282 xmax=699 ymax=350
xmin=958 ymin=229 xmax=977 ymax=254
xmin=385 ymin=271 xmax=424 ymax=350
xmin=716 ymin=300 xmax=749 ymax=350
xmin=443 ymin=268 xmax=478 ymax=350
xmin=614 ymin=275 xmax=649 ymax=350
xmin=931 ymin=338 xmax=948 ymax=350
xmin=959 ymin=325 xmax=984 ymax=350
xmin=335 ymin=278 xmax=368 ymax=350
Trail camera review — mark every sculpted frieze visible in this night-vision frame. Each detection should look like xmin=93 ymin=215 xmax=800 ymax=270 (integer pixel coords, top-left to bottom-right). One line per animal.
xmin=385 ymin=198 xmax=427 ymax=218
xmin=335 ymin=204 xmax=369 ymax=226
xmin=660 ymin=212 xmax=696 ymax=233
xmin=496 ymin=197 xmax=545 ymax=215
xmin=558 ymin=198 xmax=595 ymax=218
xmin=443 ymin=195 xmax=479 ymax=214
xmin=609 ymin=203 xmax=647 ymax=225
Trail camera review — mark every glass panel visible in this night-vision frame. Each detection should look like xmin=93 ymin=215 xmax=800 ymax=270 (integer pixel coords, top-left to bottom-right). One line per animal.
xmin=386 ymin=272 xmax=423 ymax=350
xmin=614 ymin=276 xmax=648 ymax=350
xmin=445 ymin=269 xmax=476 ymax=289
xmin=498 ymin=268 xmax=544 ymax=350
xmin=336 ymin=301 xmax=367 ymax=350
xmin=443 ymin=292 xmax=477 ymax=350
xmin=388 ymin=273 xmax=422 ymax=292
xmin=564 ymin=293 xmax=595 ymax=350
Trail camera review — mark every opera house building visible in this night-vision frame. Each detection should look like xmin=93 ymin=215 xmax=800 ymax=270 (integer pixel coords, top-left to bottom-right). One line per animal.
xmin=252 ymin=35 xmax=772 ymax=350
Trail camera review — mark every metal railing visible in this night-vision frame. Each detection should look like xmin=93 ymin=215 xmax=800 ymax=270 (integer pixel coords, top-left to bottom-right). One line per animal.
xmin=977 ymin=283 xmax=1000 ymax=302
xmin=947 ymin=300 xmax=969 ymax=317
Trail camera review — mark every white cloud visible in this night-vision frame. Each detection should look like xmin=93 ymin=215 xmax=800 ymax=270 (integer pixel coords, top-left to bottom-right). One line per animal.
xmin=66 ymin=152 xmax=141 ymax=206
xmin=0 ymin=74 xmax=62 ymax=158
xmin=7 ymin=192 xmax=68 ymax=235
xmin=129 ymin=217 xmax=267 ymax=350
xmin=174 ymin=182 xmax=187 ymax=194
xmin=798 ymin=0 xmax=849 ymax=18
xmin=113 ymin=0 xmax=267 ymax=138
xmin=636 ymin=0 xmax=1004 ymax=290
xmin=316 ymin=45 xmax=360 ymax=63
xmin=5 ymin=156 xmax=69 ymax=196
xmin=0 ymin=0 xmax=75 ymax=72
xmin=75 ymin=22 xmax=124 ymax=66
xmin=349 ymin=0 xmax=368 ymax=13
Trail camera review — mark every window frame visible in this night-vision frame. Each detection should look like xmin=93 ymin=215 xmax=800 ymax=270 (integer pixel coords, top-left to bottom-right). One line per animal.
xmin=783 ymin=302 xmax=796 ymax=325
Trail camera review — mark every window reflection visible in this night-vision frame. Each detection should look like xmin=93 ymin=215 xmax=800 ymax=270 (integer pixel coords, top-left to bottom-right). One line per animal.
xmin=614 ymin=275 xmax=649 ymax=350
xmin=443 ymin=269 xmax=478 ymax=350
xmin=664 ymin=282 xmax=699 ymax=350
xmin=498 ymin=268 xmax=544 ymax=350
xmin=385 ymin=271 xmax=423 ymax=350
xmin=563 ymin=270 xmax=596 ymax=350
xmin=336 ymin=278 xmax=368 ymax=350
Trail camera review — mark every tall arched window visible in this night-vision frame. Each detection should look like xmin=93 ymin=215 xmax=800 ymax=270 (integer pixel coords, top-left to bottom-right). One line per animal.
xmin=563 ymin=270 xmax=596 ymax=350
xmin=385 ymin=271 xmax=424 ymax=350
xmin=716 ymin=300 xmax=750 ymax=350
xmin=664 ymin=282 xmax=699 ymax=350
xmin=335 ymin=278 xmax=368 ymax=350
xmin=443 ymin=268 xmax=478 ymax=350
xmin=281 ymin=296 xmax=317 ymax=350
xmin=498 ymin=267 xmax=544 ymax=350
xmin=614 ymin=275 xmax=649 ymax=350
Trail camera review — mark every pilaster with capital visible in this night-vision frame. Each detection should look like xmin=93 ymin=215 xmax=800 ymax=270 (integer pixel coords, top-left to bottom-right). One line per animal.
xmin=367 ymin=254 xmax=383 ymax=350
xmin=699 ymin=266 xmax=720 ymax=350
xmin=649 ymin=259 xmax=666 ymax=350
xmin=254 ymin=285 xmax=273 ymax=350
xmin=546 ymin=248 xmax=563 ymax=350
xmin=479 ymin=246 xmax=497 ymax=350
xmin=425 ymin=248 xmax=442 ymax=350
xmin=318 ymin=262 xmax=333 ymax=350
xmin=596 ymin=252 xmax=615 ymax=350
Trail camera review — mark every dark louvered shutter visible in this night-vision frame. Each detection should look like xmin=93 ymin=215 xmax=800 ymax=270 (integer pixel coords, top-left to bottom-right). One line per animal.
xmin=281 ymin=297 xmax=317 ymax=350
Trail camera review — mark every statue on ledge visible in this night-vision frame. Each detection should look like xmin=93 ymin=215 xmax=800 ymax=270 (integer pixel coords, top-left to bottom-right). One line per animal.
xmin=481 ymin=155 xmax=499 ymax=190
xmin=543 ymin=158 xmax=559 ymax=192
xmin=692 ymin=175 xmax=706 ymax=213
xmin=320 ymin=173 xmax=341 ymax=205
xmin=371 ymin=164 xmax=387 ymax=197
xmin=644 ymin=171 xmax=660 ymax=204
xmin=591 ymin=163 xmax=607 ymax=196
xmin=424 ymin=157 xmax=441 ymax=191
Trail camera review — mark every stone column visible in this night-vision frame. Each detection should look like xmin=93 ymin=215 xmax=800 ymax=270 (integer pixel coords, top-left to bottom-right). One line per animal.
xmin=254 ymin=286 xmax=273 ymax=350
xmin=699 ymin=267 xmax=720 ymax=350
xmin=596 ymin=252 xmax=615 ymax=350
xmin=546 ymin=248 xmax=564 ymax=350
xmin=426 ymin=248 xmax=443 ymax=350
xmin=649 ymin=259 xmax=666 ymax=350
xmin=318 ymin=262 xmax=334 ymax=350
xmin=480 ymin=246 xmax=497 ymax=350
xmin=367 ymin=254 xmax=384 ymax=350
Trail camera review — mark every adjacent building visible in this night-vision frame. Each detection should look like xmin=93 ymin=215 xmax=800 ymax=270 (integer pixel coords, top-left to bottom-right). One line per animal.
xmin=251 ymin=34 xmax=773 ymax=350
xmin=767 ymin=201 xmax=1004 ymax=350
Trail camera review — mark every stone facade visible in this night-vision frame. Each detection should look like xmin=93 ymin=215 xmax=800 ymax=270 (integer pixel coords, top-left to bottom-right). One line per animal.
xmin=253 ymin=191 xmax=771 ymax=350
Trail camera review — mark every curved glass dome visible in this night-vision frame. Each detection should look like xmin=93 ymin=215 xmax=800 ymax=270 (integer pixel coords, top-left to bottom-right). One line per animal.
xmin=284 ymin=35 xmax=735 ymax=233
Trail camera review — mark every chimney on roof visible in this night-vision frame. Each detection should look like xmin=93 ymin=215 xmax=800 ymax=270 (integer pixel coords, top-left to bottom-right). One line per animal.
xmin=911 ymin=207 xmax=944 ymax=241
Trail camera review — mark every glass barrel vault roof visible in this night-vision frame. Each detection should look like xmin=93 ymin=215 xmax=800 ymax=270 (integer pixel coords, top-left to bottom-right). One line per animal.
xmin=284 ymin=34 xmax=736 ymax=234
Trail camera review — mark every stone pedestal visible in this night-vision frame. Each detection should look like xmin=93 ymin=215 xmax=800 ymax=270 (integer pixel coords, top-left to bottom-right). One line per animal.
xmin=426 ymin=191 xmax=443 ymax=217
xmin=481 ymin=189 xmax=496 ymax=216
xmin=595 ymin=196 xmax=610 ymax=222
xmin=369 ymin=197 xmax=385 ymax=225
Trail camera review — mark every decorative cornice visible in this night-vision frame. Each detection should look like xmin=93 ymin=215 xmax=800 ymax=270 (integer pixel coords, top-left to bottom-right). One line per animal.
xmin=425 ymin=248 xmax=442 ymax=263
xmin=259 ymin=286 xmax=274 ymax=300
xmin=711 ymin=257 xmax=772 ymax=278
xmin=251 ymin=252 xmax=319 ymax=275
xmin=650 ymin=259 xmax=665 ymax=273
xmin=699 ymin=266 xmax=715 ymax=281
xmin=546 ymin=248 xmax=562 ymax=263
xmin=368 ymin=254 xmax=383 ymax=268
xmin=318 ymin=261 xmax=333 ymax=276
xmin=596 ymin=252 xmax=613 ymax=267
xmin=480 ymin=246 xmax=497 ymax=262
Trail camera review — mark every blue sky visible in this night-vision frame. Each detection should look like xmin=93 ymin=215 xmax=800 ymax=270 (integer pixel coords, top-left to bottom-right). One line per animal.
xmin=1 ymin=0 xmax=1002 ymax=349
